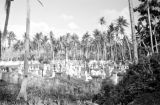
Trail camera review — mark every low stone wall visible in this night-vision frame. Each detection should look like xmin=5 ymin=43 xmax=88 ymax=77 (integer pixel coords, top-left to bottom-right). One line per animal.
xmin=0 ymin=72 xmax=23 ymax=84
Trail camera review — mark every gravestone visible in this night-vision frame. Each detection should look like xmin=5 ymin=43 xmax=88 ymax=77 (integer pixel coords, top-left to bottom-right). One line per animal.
xmin=2 ymin=72 xmax=10 ymax=82
xmin=10 ymin=72 xmax=19 ymax=84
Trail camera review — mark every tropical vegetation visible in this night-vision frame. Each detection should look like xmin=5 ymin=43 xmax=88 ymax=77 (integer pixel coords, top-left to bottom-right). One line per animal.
xmin=1 ymin=0 xmax=160 ymax=105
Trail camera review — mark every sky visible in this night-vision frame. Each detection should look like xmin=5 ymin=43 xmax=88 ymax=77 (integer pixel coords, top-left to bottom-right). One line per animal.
xmin=0 ymin=0 xmax=139 ymax=40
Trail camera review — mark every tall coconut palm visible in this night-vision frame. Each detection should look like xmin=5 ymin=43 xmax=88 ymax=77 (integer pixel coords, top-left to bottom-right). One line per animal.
xmin=123 ymin=35 xmax=132 ymax=61
xmin=93 ymin=29 xmax=103 ymax=60
xmin=0 ymin=31 xmax=2 ymax=60
xmin=115 ymin=16 xmax=128 ymax=35
xmin=42 ymin=35 xmax=49 ymax=49
xmin=70 ymin=34 xmax=79 ymax=60
xmin=82 ymin=32 xmax=92 ymax=60
xmin=13 ymin=40 xmax=24 ymax=52
xmin=17 ymin=0 xmax=43 ymax=101
xmin=7 ymin=31 xmax=16 ymax=48
xmin=99 ymin=17 xmax=106 ymax=31
xmin=65 ymin=33 xmax=72 ymax=62
xmin=50 ymin=31 xmax=57 ymax=60
xmin=34 ymin=32 xmax=43 ymax=58
xmin=17 ymin=0 xmax=30 ymax=101
xmin=128 ymin=0 xmax=138 ymax=64
xmin=3 ymin=0 xmax=14 ymax=39
xmin=99 ymin=17 xmax=108 ymax=60
xmin=107 ymin=23 xmax=115 ymax=61
xmin=115 ymin=16 xmax=129 ymax=61
xmin=57 ymin=35 xmax=70 ymax=65
xmin=147 ymin=0 xmax=154 ymax=53
xmin=1 ymin=0 xmax=13 ymax=60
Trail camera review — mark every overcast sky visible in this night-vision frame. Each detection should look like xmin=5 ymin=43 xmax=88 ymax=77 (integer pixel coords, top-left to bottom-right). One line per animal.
xmin=0 ymin=0 xmax=139 ymax=40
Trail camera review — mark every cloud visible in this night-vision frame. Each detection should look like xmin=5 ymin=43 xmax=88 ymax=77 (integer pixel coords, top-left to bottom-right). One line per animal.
xmin=60 ymin=14 xmax=74 ymax=20
xmin=68 ymin=22 xmax=79 ymax=30
xmin=100 ymin=7 xmax=132 ymax=39
xmin=0 ymin=21 xmax=83 ymax=40
xmin=53 ymin=28 xmax=80 ymax=38
xmin=100 ymin=7 xmax=130 ymax=25
xmin=1 ymin=21 xmax=51 ymax=40
xmin=30 ymin=22 xmax=50 ymax=35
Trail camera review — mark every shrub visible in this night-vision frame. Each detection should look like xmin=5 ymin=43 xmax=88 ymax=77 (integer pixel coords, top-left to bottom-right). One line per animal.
xmin=94 ymin=53 xmax=160 ymax=105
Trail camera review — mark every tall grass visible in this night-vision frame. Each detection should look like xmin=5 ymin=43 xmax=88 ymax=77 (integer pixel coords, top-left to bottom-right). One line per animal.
xmin=0 ymin=74 xmax=95 ymax=105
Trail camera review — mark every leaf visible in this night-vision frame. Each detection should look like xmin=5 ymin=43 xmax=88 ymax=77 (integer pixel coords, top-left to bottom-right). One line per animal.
xmin=37 ymin=0 xmax=44 ymax=7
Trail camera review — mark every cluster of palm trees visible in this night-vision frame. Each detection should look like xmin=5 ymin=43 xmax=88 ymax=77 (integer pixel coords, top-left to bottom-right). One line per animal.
xmin=1 ymin=0 xmax=138 ymax=63
xmin=1 ymin=0 xmax=139 ymax=101
xmin=3 ymin=16 xmax=132 ymax=63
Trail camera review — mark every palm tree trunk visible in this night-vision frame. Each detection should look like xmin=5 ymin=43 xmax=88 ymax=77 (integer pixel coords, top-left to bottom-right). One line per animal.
xmin=147 ymin=0 xmax=154 ymax=53
xmin=111 ymin=45 xmax=114 ymax=61
xmin=154 ymin=35 xmax=158 ymax=53
xmin=3 ymin=1 xmax=11 ymax=40
xmin=121 ymin=44 xmax=124 ymax=61
xmin=17 ymin=0 xmax=30 ymax=101
xmin=103 ymin=42 xmax=106 ymax=60
xmin=65 ymin=47 xmax=67 ymax=66
xmin=125 ymin=36 xmax=132 ymax=61
xmin=50 ymin=43 xmax=53 ymax=60
xmin=0 ymin=31 xmax=1 ymax=60
xmin=128 ymin=0 xmax=138 ymax=64
xmin=115 ymin=42 xmax=117 ymax=62
xmin=97 ymin=45 xmax=100 ymax=61
xmin=153 ymin=25 xmax=158 ymax=53
xmin=38 ymin=42 xmax=40 ymax=58
xmin=53 ymin=50 xmax=55 ymax=60
xmin=8 ymin=39 xmax=11 ymax=48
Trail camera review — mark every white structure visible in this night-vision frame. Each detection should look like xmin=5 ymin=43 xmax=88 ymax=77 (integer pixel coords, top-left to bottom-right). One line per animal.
xmin=85 ymin=71 xmax=92 ymax=81
xmin=110 ymin=73 xmax=119 ymax=85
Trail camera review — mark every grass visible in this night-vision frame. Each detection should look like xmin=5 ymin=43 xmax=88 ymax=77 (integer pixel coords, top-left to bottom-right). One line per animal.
xmin=0 ymin=74 xmax=95 ymax=105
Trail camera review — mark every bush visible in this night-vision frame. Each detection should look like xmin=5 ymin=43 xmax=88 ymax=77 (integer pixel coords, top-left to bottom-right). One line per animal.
xmin=94 ymin=53 xmax=160 ymax=105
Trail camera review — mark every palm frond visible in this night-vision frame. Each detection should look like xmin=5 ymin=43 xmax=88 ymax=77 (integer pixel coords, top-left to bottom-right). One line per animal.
xmin=37 ymin=0 xmax=44 ymax=7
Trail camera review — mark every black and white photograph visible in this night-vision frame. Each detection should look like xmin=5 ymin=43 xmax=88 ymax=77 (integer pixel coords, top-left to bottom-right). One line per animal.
xmin=0 ymin=0 xmax=160 ymax=105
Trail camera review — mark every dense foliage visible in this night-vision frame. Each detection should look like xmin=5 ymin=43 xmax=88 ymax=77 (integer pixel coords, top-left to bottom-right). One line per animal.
xmin=1 ymin=16 xmax=132 ymax=63
xmin=135 ymin=0 xmax=160 ymax=55
xmin=93 ymin=53 xmax=160 ymax=105
xmin=1 ymin=0 xmax=160 ymax=105
xmin=93 ymin=0 xmax=160 ymax=104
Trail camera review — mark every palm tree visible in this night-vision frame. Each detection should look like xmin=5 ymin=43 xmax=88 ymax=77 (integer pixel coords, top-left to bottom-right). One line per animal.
xmin=70 ymin=34 xmax=80 ymax=60
xmin=65 ymin=33 xmax=72 ymax=63
xmin=123 ymin=35 xmax=132 ymax=61
xmin=115 ymin=16 xmax=128 ymax=35
xmin=17 ymin=0 xmax=43 ymax=101
xmin=50 ymin=31 xmax=57 ymax=60
xmin=42 ymin=35 xmax=49 ymax=48
xmin=17 ymin=0 xmax=30 ymax=101
xmin=99 ymin=17 xmax=108 ymax=60
xmin=1 ymin=0 xmax=13 ymax=60
xmin=7 ymin=31 xmax=16 ymax=48
xmin=34 ymin=32 xmax=43 ymax=58
xmin=99 ymin=17 xmax=106 ymax=32
xmin=128 ymin=0 xmax=138 ymax=64
xmin=107 ymin=23 xmax=115 ymax=61
xmin=81 ymin=32 xmax=91 ymax=60
xmin=93 ymin=29 xmax=103 ymax=60
xmin=3 ymin=0 xmax=14 ymax=40
xmin=13 ymin=40 xmax=24 ymax=51
xmin=115 ymin=16 xmax=129 ymax=61
xmin=57 ymin=34 xmax=71 ymax=65
xmin=147 ymin=0 xmax=154 ymax=53
xmin=0 ymin=31 xmax=2 ymax=60
xmin=99 ymin=17 xmax=106 ymax=25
